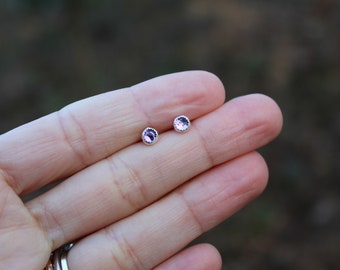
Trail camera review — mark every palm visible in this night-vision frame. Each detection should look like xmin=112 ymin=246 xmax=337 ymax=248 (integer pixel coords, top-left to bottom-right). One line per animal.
xmin=0 ymin=177 xmax=50 ymax=269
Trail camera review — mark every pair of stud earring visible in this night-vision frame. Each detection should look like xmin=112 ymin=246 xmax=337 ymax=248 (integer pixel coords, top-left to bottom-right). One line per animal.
xmin=141 ymin=115 xmax=190 ymax=145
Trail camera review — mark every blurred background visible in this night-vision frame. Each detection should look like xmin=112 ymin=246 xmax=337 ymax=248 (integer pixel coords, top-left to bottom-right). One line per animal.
xmin=0 ymin=0 xmax=339 ymax=269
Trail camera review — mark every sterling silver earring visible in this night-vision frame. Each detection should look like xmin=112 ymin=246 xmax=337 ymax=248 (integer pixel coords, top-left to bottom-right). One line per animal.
xmin=173 ymin=115 xmax=191 ymax=133
xmin=141 ymin=127 xmax=159 ymax=145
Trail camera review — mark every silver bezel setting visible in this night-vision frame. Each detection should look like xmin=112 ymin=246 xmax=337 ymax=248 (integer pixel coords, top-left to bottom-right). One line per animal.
xmin=173 ymin=115 xmax=191 ymax=133
xmin=141 ymin=127 xmax=159 ymax=145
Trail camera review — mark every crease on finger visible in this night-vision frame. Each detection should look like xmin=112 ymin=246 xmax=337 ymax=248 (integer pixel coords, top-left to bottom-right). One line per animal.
xmin=103 ymin=225 xmax=147 ymax=270
xmin=0 ymin=168 xmax=20 ymax=195
xmin=105 ymin=154 xmax=148 ymax=213
xmin=57 ymin=108 xmax=92 ymax=169
xmin=26 ymin=198 xmax=66 ymax=250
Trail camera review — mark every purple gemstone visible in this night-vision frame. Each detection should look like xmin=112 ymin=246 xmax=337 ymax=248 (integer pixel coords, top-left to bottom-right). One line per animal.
xmin=142 ymin=127 xmax=158 ymax=145
xmin=173 ymin=115 xmax=190 ymax=132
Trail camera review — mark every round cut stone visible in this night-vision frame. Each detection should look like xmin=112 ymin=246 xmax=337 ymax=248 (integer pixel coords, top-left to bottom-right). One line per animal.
xmin=142 ymin=127 xmax=159 ymax=145
xmin=173 ymin=115 xmax=190 ymax=132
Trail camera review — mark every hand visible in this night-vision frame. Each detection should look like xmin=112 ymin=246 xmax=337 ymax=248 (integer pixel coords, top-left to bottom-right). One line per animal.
xmin=0 ymin=71 xmax=282 ymax=270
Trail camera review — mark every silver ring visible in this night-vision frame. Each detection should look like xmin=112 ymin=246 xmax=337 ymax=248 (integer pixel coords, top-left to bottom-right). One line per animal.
xmin=45 ymin=243 xmax=74 ymax=270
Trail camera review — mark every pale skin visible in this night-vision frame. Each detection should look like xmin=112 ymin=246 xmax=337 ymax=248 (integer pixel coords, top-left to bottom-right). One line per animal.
xmin=0 ymin=71 xmax=282 ymax=270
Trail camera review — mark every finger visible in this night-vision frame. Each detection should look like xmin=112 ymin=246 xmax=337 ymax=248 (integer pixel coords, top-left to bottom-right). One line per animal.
xmin=67 ymin=151 xmax=268 ymax=270
xmin=154 ymin=244 xmax=222 ymax=270
xmin=0 ymin=71 xmax=225 ymax=195
xmin=27 ymin=94 xmax=282 ymax=248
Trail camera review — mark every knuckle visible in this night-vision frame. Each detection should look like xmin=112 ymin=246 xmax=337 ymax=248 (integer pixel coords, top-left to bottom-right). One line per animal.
xmin=106 ymin=156 xmax=148 ymax=212
xmin=57 ymin=108 xmax=91 ymax=167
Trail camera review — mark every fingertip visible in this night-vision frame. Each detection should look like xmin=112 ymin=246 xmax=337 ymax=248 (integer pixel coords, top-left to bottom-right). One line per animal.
xmin=155 ymin=243 xmax=222 ymax=270
xmin=255 ymin=93 xmax=283 ymax=137
xmin=229 ymin=93 xmax=283 ymax=144
xmin=168 ymin=70 xmax=226 ymax=114
xmin=189 ymin=70 xmax=226 ymax=103
xmin=244 ymin=151 xmax=269 ymax=198
xmin=222 ymin=151 xmax=269 ymax=202
xmin=196 ymin=243 xmax=223 ymax=270
xmin=249 ymin=93 xmax=283 ymax=138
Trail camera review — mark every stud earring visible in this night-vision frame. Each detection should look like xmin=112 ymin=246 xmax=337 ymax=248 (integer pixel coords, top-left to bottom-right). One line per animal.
xmin=173 ymin=115 xmax=191 ymax=133
xmin=141 ymin=127 xmax=159 ymax=145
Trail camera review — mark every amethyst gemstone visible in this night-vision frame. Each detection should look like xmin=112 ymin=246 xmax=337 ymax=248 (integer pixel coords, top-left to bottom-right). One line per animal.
xmin=142 ymin=127 xmax=159 ymax=145
xmin=173 ymin=115 xmax=190 ymax=132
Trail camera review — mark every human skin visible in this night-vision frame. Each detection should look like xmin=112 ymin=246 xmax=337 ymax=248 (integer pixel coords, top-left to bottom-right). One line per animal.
xmin=0 ymin=71 xmax=282 ymax=270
